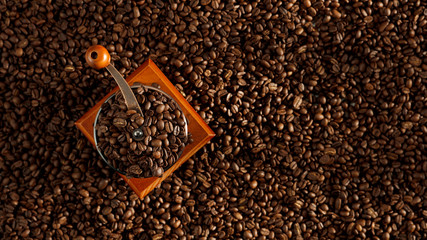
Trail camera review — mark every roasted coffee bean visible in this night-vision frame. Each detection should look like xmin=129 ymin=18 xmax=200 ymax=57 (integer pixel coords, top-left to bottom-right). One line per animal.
xmin=173 ymin=125 xmax=180 ymax=136
xmin=153 ymin=167 xmax=164 ymax=177
xmin=157 ymin=120 xmax=165 ymax=130
xmin=135 ymin=116 xmax=144 ymax=126
xmin=165 ymin=121 xmax=173 ymax=133
xmin=128 ymin=165 xmax=142 ymax=175
xmin=151 ymin=139 xmax=162 ymax=148
xmin=153 ymin=151 xmax=161 ymax=159
xmin=156 ymin=104 xmax=165 ymax=113
xmin=112 ymin=118 xmax=126 ymax=128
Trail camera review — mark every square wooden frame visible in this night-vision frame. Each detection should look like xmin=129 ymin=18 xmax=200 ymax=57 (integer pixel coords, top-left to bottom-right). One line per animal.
xmin=75 ymin=60 xmax=215 ymax=199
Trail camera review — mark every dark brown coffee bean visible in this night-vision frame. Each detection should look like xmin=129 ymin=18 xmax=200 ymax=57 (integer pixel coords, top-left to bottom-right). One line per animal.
xmin=113 ymin=118 xmax=126 ymax=128
xmin=153 ymin=151 xmax=161 ymax=159
xmin=151 ymin=139 xmax=162 ymax=148
xmin=128 ymin=165 xmax=143 ymax=175
xmin=165 ymin=121 xmax=173 ymax=133
xmin=14 ymin=47 xmax=24 ymax=57
xmin=153 ymin=167 xmax=164 ymax=177
xmin=157 ymin=120 xmax=165 ymax=130
xmin=79 ymin=189 xmax=89 ymax=198
xmin=156 ymin=104 xmax=165 ymax=113
xmin=136 ymin=116 xmax=144 ymax=126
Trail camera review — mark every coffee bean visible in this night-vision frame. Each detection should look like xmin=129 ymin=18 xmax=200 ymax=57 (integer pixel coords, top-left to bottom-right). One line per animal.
xmin=319 ymin=155 xmax=334 ymax=165
xmin=113 ymin=118 xmax=126 ymax=128
xmin=153 ymin=167 xmax=164 ymax=177
xmin=130 ymin=142 xmax=137 ymax=151
xmin=133 ymin=6 xmax=140 ymax=18
xmin=14 ymin=48 xmax=23 ymax=57
xmin=128 ymin=165 xmax=142 ymax=175
xmin=173 ymin=125 xmax=180 ymax=136
xmin=303 ymin=0 xmax=311 ymax=8
xmin=151 ymin=139 xmax=162 ymax=148
xmin=98 ymin=179 xmax=109 ymax=190
xmin=156 ymin=104 xmax=165 ymax=113
xmin=165 ymin=121 xmax=173 ymax=133
xmin=157 ymin=120 xmax=164 ymax=130
xmin=79 ymin=189 xmax=89 ymax=198
xmin=243 ymin=230 xmax=253 ymax=239
xmin=58 ymin=216 xmax=67 ymax=225
xmin=249 ymin=180 xmax=258 ymax=189
xmin=233 ymin=212 xmax=243 ymax=220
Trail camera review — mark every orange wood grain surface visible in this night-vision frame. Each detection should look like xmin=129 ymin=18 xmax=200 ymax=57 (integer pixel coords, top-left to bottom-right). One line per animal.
xmin=75 ymin=60 xmax=215 ymax=199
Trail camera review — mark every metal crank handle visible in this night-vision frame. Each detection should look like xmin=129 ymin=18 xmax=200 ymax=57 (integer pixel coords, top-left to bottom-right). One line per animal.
xmin=85 ymin=45 xmax=142 ymax=115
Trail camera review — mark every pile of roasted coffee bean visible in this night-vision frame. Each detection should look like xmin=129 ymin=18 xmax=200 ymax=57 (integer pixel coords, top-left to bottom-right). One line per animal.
xmin=95 ymin=84 xmax=189 ymax=178
xmin=0 ymin=0 xmax=426 ymax=239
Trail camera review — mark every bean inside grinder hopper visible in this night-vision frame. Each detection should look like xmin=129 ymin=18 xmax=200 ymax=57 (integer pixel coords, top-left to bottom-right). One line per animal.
xmin=85 ymin=45 xmax=190 ymax=178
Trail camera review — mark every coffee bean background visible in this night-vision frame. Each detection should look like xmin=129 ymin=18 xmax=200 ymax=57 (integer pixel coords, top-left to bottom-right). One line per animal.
xmin=1 ymin=0 xmax=426 ymax=239
xmin=96 ymin=85 xmax=189 ymax=178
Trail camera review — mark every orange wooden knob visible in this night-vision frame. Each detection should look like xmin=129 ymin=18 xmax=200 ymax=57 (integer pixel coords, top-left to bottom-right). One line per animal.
xmin=85 ymin=45 xmax=111 ymax=70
